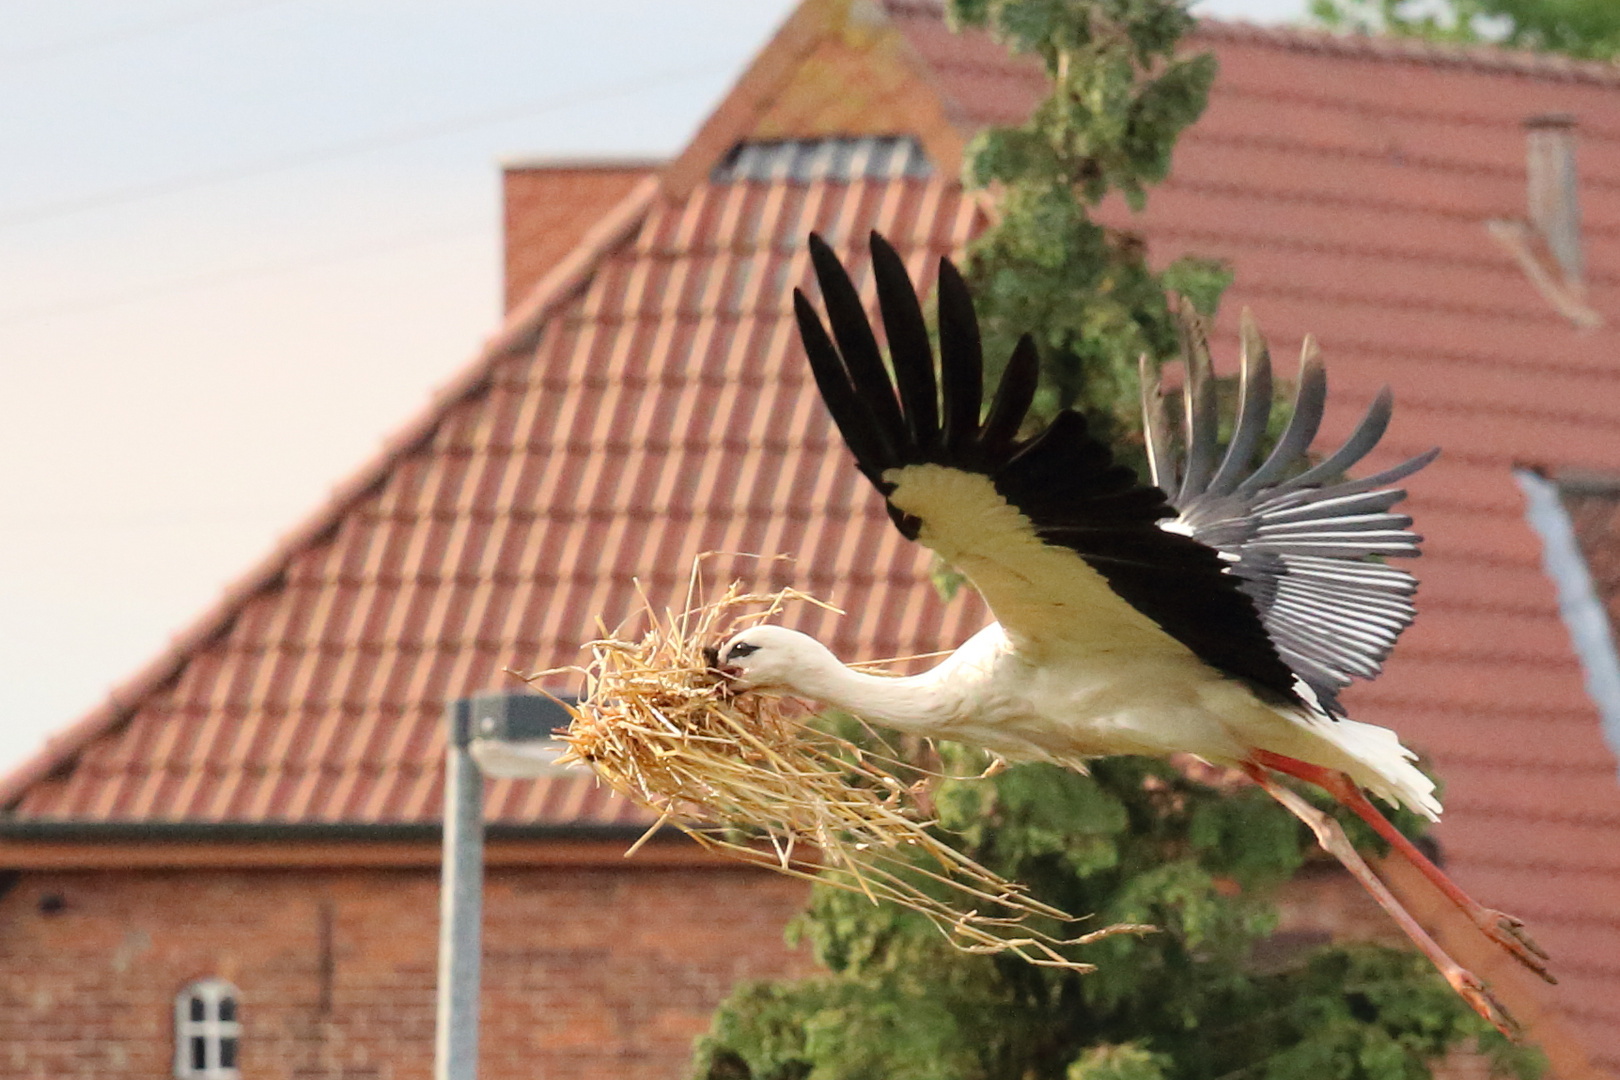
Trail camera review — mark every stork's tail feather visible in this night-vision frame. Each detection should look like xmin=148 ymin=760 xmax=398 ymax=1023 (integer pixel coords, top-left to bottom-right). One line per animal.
xmin=1306 ymin=714 xmax=1442 ymax=821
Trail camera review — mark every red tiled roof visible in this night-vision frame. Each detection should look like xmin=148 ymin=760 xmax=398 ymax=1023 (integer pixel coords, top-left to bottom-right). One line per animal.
xmin=9 ymin=0 xmax=1620 ymax=1068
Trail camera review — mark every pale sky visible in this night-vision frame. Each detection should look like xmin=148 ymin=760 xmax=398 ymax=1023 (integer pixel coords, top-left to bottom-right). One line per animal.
xmin=0 ymin=0 xmax=1311 ymax=778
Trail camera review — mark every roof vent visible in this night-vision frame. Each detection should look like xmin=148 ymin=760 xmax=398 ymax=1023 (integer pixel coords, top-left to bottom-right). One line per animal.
xmin=1487 ymin=114 xmax=1602 ymax=329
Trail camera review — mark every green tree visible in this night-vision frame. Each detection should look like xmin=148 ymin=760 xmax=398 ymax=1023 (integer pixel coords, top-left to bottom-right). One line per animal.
xmin=690 ymin=2 xmax=1546 ymax=1078
xmin=1310 ymin=0 xmax=1620 ymax=60
xmin=953 ymin=0 xmax=1228 ymax=439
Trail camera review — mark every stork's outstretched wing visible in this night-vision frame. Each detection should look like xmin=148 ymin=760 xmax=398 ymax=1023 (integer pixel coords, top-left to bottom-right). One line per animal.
xmin=795 ymin=233 xmax=1302 ymax=705
xmin=1142 ymin=308 xmax=1436 ymax=717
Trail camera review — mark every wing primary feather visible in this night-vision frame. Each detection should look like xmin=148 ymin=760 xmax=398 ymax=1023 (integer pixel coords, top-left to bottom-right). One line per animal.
xmin=1269 ymin=594 xmax=1404 ymax=642
xmin=793 ymin=290 xmax=902 ymax=485
xmin=979 ymin=333 xmax=1039 ymax=458
xmin=1282 ymin=602 xmax=1413 ymax=635
xmin=1140 ymin=355 xmax=1176 ymax=492
xmin=1206 ymin=309 xmax=1274 ymax=497
xmin=937 ymin=256 xmax=985 ymax=456
xmin=868 ymin=232 xmax=940 ymax=453
xmin=806 ymin=234 xmax=908 ymax=440
xmin=1308 ymin=446 xmax=1440 ymax=497
xmin=1282 ymin=555 xmax=1418 ymax=589
xmin=1273 ymin=641 xmax=1353 ymax=691
xmin=1255 ymin=489 xmax=1407 ymax=524
xmin=1256 ymin=512 xmax=1414 ymax=536
xmin=1279 ymin=565 xmax=1416 ymax=597
xmin=1236 ymin=335 xmax=1327 ymax=495
xmin=1275 ymin=386 xmax=1394 ymax=492
xmin=1176 ymin=302 xmax=1220 ymax=502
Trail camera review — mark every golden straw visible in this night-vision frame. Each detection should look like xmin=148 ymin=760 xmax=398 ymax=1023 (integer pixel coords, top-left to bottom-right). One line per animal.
xmin=534 ymin=562 xmax=1151 ymax=970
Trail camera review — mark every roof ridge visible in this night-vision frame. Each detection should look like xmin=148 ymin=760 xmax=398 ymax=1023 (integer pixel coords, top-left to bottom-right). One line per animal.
xmin=1196 ymin=20 xmax=1620 ymax=87
xmin=0 ymin=174 xmax=661 ymax=813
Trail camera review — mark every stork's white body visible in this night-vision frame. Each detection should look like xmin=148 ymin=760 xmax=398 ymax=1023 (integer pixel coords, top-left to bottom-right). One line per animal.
xmin=737 ymin=620 xmax=1439 ymax=821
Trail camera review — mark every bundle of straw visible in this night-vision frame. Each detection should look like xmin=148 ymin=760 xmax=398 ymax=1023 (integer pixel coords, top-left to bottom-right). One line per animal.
xmin=535 ymin=568 xmax=1149 ymax=970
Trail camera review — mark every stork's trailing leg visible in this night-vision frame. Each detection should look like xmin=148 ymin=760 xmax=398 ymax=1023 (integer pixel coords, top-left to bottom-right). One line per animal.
xmin=1242 ymin=764 xmax=1521 ymax=1040
xmin=1251 ymin=750 xmax=1553 ymax=984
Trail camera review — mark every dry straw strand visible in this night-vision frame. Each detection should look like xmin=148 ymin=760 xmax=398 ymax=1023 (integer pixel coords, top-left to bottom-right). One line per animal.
xmin=543 ymin=569 xmax=1151 ymax=970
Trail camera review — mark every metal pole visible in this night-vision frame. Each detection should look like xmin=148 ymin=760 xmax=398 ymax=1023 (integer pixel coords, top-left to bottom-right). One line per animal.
xmin=434 ymin=698 xmax=483 ymax=1080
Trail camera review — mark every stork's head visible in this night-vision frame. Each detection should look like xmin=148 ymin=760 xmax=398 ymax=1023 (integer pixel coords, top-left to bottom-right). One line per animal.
xmin=713 ymin=625 xmax=828 ymax=693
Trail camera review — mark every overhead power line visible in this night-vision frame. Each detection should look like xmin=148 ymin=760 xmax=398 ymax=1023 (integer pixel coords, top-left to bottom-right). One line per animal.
xmin=0 ymin=219 xmax=487 ymax=328
xmin=0 ymin=59 xmax=725 ymax=233
xmin=0 ymin=0 xmax=299 ymax=70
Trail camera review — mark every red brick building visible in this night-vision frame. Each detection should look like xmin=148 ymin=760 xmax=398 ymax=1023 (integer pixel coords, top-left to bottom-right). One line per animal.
xmin=5 ymin=2 xmax=1620 ymax=1077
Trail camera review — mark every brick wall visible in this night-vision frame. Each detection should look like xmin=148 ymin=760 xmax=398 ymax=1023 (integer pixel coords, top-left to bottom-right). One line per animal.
xmin=0 ymin=862 xmax=810 ymax=1080
xmin=0 ymin=855 xmax=1522 ymax=1080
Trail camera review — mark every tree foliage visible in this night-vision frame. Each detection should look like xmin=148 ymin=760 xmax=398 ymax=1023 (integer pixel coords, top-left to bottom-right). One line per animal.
xmin=1310 ymin=0 xmax=1620 ymax=61
xmin=950 ymin=0 xmax=1228 ymax=440
xmin=689 ymin=2 xmax=1548 ymax=1078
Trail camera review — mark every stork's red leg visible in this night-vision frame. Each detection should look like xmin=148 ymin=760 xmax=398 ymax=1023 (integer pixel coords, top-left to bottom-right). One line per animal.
xmin=1250 ymin=750 xmax=1553 ymax=984
xmin=1241 ymin=763 xmax=1521 ymax=1040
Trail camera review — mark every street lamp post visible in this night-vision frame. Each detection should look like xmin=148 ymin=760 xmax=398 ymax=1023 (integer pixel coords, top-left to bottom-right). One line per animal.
xmin=434 ymin=692 xmax=576 ymax=1080
xmin=435 ymin=698 xmax=483 ymax=1080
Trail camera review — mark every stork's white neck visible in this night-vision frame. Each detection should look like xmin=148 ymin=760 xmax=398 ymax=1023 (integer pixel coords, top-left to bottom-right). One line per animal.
xmin=776 ymin=642 xmax=957 ymax=733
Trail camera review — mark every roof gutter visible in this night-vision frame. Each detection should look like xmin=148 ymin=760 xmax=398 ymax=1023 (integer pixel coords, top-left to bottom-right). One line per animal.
xmin=0 ymin=819 xmax=751 ymax=872
xmin=0 ymin=819 xmax=650 ymax=844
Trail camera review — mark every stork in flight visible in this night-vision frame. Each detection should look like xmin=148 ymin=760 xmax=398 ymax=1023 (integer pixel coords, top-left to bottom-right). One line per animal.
xmin=716 ymin=232 xmax=1552 ymax=1037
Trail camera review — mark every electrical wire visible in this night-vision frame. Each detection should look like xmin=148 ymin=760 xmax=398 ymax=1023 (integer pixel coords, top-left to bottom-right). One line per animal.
xmin=0 ymin=59 xmax=725 ymax=232
xmin=0 ymin=219 xmax=487 ymax=328
xmin=0 ymin=0 xmax=300 ymax=70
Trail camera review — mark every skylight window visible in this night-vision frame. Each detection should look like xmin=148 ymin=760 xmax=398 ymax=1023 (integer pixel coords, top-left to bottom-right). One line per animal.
xmin=711 ymin=136 xmax=933 ymax=184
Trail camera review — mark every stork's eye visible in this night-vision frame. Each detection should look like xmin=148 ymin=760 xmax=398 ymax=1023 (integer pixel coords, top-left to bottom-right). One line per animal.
xmin=725 ymin=642 xmax=760 ymax=661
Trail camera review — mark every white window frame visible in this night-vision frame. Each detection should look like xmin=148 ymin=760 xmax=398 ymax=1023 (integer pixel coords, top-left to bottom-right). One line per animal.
xmin=174 ymin=978 xmax=241 ymax=1079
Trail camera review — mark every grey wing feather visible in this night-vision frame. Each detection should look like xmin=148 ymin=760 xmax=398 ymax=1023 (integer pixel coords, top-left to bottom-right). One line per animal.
xmin=1141 ymin=307 xmax=1438 ymax=717
xmin=1175 ymin=307 xmax=1220 ymax=504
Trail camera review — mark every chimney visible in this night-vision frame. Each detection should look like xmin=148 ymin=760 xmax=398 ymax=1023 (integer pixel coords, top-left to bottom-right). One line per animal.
xmin=1524 ymin=113 xmax=1583 ymax=286
xmin=1487 ymin=113 xmax=1601 ymax=328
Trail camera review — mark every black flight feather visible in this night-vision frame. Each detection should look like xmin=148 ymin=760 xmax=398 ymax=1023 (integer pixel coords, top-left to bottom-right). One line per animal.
xmin=806 ymin=236 xmax=908 ymax=447
xmin=869 ymin=233 xmax=940 ymax=453
xmin=936 ymin=256 xmax=984 ymax=457
xmin=979 ymin=334 xmax=1039 ymax=460
xmin=794 ymin=290 xmax=899 ymax=487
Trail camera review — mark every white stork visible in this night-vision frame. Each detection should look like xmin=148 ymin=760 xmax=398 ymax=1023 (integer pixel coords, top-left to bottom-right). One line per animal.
xmin=716 ymin=232 xmax=1552 ymax=1037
